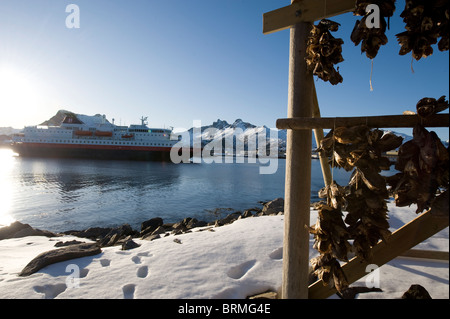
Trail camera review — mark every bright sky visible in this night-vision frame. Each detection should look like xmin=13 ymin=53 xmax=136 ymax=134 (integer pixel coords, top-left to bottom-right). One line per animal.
xmin=0 ymin=0 xmax=448 ymax=140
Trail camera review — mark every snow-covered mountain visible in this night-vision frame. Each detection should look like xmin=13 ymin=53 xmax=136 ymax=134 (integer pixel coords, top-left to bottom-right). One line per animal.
xmin=179 ymin=119 xmax=287 ymax=155
xmin=40 ymin=110 xmax=113 ymax=127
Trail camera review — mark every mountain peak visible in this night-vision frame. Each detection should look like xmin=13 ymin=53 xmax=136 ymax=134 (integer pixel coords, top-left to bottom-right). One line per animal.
xmin=231 ymin=119 xmax=256 ymax=130
xmin=40 ymin=109 xmax=74 ymax=126
xmin=212 ymin=119 xmax=229 ymax=130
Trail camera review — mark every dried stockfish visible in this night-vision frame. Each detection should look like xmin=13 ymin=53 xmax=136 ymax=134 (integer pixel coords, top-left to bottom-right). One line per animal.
xmin=306 ymin=19 xmax=344 ymax=85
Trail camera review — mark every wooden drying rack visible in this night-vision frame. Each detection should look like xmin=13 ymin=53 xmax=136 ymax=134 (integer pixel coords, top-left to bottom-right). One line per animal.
xmin=263 ymin=0 xmax=450 ymax=299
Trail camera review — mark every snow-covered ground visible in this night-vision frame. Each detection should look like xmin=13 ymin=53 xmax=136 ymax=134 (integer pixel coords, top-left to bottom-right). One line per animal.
xmin=0 ymin=202 xmax=448 ymax=299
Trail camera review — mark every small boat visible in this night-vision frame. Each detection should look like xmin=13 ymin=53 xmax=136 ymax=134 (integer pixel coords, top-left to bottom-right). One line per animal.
xmin=75 ymin=130 xmax=93 ymax=136
xmin=95 ymin=131 xmax=113 ymax=137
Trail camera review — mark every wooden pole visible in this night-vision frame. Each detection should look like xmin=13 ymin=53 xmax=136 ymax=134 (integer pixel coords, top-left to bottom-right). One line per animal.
xmin=312 ymin=83 xmax=332 ymax=187
xmin=282 ymin=16 xmax=314 ymax=299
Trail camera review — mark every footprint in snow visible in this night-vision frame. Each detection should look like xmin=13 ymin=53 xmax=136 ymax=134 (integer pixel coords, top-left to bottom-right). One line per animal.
xmin=122 ymin=284 xmax=136 ymax=299
xmin=137 ymin=252 xmax=151 ymax=257
xmin=131 ymin=256 xmax=141 ymax=264
xmin=33 ymin=283 xmax=67 ymax=299
xmin=269 ymin=247 xmax=283 ymax=260
xmin=226 ymin=260 xmax=257 ymax=280
xmin=79 ymin=268 xmax=89 ymax=278
xmin=100 ymin=259 xmax=111 ymax=267
xmin=137 ymin=266 xmax=149 ymax=278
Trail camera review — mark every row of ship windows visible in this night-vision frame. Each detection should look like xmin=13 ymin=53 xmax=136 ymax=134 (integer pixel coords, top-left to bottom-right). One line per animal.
xmin=27 ymin=130 xmax=164 ymax=137
xmin=25 ymin=139 xmax=172 ymax=147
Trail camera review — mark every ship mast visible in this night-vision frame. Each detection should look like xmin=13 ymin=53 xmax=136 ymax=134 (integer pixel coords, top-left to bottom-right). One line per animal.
xmin=140 ymin=116 xmax=148 ymax=126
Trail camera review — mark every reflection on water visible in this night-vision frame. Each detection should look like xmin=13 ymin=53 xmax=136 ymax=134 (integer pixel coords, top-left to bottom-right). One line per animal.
xmin=1 ymin=149 xmax=353 ymax=233
xmin=13 ymin=157 xmax=182 ymax=231
xmin=0 ymin=149 xmax=16 ymax=226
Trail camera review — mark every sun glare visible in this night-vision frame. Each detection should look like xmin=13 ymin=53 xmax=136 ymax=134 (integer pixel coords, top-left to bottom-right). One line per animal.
xmin=0 ymin=65 xmax=44 ymax=127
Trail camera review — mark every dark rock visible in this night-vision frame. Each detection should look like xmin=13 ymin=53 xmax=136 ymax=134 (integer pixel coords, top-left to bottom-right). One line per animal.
xmin=140 ymin=227 xmax=154 ymax=238
xmin=0 ymin=221 xmax=58 ymax=240
xmin=19 ymin=243 xmax=101 ymax=277
xmin=261 ymin=198 xmax=284 ymax=215
xmin=151 ymin=226 xmax=166 ymax=236
xmin=162 ymin=223 xmax=175 ymax=231
xmin=186 ymin=218 xmax=198 ymax=229
xmin=142 ymin=234 xmax=160 ymax=241
xmin=402 ymin=284 xmax=432 ymax=299
xmin=54 ymin=240 xmax=84 ymax=247
xmin=12 ymin=227 xmax=57 ymax=239
xmin=64 ymin=227 xmax=113 ymax=240
xmin=242 ymin=209 xmax=256 ymax=218
xmin=141 ymin=217 xmax=163 ymax=232
xmin=122 ymin=238 xmax=140 ymax=251
xmin=186 ymin=218 xmax=207 ymax=229
xmin=197 ymin=226 xmax=215 ymax=232
xmin=171 ymin=229 xmax=184 ymax=236
xmin=216 ymin=212 xmax=242 ymax=226
xmin=99 ymin=224 xmax=134 ymax=247
xmin=104 ymin=233 xmax=120 ymax=247
xmin=0 ymin=221 xmax=30 ymax=240
xmin=172 ymin=217 xmax=192 ymax=229
xmin=173 ymin=238 xmax=182 ymax=244
xmin=170 ymin=217 xmax=207 ymax=234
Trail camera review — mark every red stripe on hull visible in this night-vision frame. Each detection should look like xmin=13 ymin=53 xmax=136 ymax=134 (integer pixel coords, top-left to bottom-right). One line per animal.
xmin=11 ymin=142 xmax=179 ymax=162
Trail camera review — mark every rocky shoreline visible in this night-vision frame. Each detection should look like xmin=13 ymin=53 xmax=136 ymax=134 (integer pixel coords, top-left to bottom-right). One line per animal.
xmin=1 ymin=198 xmax=285 ymax=246
xmin=0 ymin=198 xmax=285 ymax=276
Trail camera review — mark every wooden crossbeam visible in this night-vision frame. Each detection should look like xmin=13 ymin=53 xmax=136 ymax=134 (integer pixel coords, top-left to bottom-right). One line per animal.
xmin=308 ymin=202 xmax=449 ymax=299
xmin=263 ymin=0 xmax=355 ymax=34
xmin=277 ymin=114 xmax=450 ymax=130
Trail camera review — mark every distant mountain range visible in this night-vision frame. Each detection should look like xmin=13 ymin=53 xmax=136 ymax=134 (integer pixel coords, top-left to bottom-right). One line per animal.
xmin=2 ymin=110 xmax=448 ymax=150
xmin=184 ymin=119 xmax=287 ymax=154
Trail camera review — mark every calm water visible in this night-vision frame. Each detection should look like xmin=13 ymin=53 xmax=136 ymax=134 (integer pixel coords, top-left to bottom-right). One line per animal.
xmin=0 ymin=148 xmax=352 ymax=232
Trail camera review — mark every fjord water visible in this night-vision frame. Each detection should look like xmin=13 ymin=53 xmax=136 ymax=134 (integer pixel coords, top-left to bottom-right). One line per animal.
xmin=0 ymin=148 xmax=352 ymax=232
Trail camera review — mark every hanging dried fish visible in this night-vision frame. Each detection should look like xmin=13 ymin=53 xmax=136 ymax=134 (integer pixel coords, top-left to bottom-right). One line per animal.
xmin=351 ymin=1 xmax=396 ymax=59
xmin=390 ymin=119 xmax=449 ymax=214
xmin=437 ymin=2 xmax=449 ymax=51
xmin=345 ymin=168 xmax=391 ymax=261
xmin=416 ymin=95 xmax=449 ymax=118
xmin=306 ymin=19 xmax=344 ymax=85
xmin=333 ymin=125 xmax=370 ymax=144
xmin=318 ymin=126 xmax=401 ymax=174
xmin=318 ymin=181 xmax=347 ymax=210
xmin=308 ymin=203 xmax=351 ymax=293
xmin=308 ymin=204 xmax=352 ymax=261
xmin=396 ymin=0 xmax=450 ymax=61
xmin=310 ymin=253 xmax=349 ymax=293
xmin=316 ymin=125 xmax=401 ymax=261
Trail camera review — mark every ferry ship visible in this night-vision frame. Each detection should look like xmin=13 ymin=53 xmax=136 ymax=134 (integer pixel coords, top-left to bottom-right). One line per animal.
xmin=11 ymin=113 xmax=180 ymax=161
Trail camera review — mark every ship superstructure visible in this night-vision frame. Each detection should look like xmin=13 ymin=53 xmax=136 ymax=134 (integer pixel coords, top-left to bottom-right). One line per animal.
xmin=12 ymin=113 xmax=178 ymax=161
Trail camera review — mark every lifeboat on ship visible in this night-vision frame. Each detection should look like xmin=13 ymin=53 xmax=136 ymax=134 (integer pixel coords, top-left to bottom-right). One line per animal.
xmin=122 ymin=134 xmax=134 ymax=139
xmin=75 ymin=130 xmax=93 ymax=137
xmin=95 ymin=131 xmax=113 ymax=137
